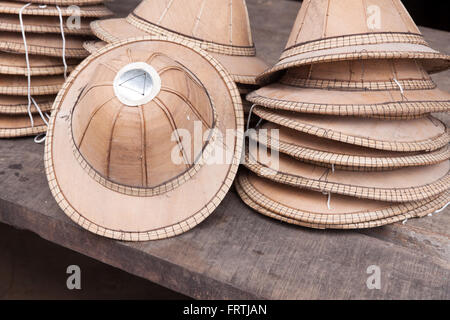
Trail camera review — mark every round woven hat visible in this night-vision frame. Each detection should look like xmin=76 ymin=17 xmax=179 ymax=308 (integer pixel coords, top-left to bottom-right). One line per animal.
xmin=13 ymin=0 xmax=104 ymax=5
xmin=244 ymin=146 xmax=450 ymax=202
xmin=0 ymin=113 xmax=47 ymax=138
xmin=236 ymin=170 xmax=448 ymax=227
xmin=235 ymin=174 xmax=449 ymax=229
xmin=45 ymin=36 xmax=244 ymax=241
xmin=0 ymin=13 xmax=93 ymax=35
xmin=248 ymin=59 xmax=450 ymax=119
xmin=0 ymin=32 xmax=89 ymax=58
xmin=90 ymin=0 xmax=268 ymax=85
xmin=83 ymin=40 xmax=105 ymax=54
xmin=0 ymin=74 xmax=64 ymax=96
xmin=253 ymin=107 xmax=449 ymax=152
xmin=0 ymin=94 xmax=55 ymax=115
xmin=253 ymin=122 xmax=450 ymax=171
xmin=0 ymin=1 xmax=112 ymax=17
xmin=0 ymin=51 xmax=78 ymax=76
xmin=258 ymin=0 xmax=450 ymax=82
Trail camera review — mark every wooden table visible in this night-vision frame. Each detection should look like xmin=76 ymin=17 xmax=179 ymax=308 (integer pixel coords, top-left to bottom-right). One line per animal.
xmin=0 ymin=0 xmax=449 ymax=299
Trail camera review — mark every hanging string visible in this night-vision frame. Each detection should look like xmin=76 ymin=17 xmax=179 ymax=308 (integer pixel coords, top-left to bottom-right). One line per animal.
xmin=246 ymin=104 xmax=262 ymax=131
xmin=318 ymin=167 xmax=333 ymax=210
xmin=393 ymin=77 xmax=406 ymax=101
xmin=19 ymin=3 xmax=67 ymax=143
xmin=19 ymin=3 xmax=34 ymax=127
xmin=56 ymin=5 xmax=68 ymax=79
xmin=430 ymin=201 xmax=450 ymax=215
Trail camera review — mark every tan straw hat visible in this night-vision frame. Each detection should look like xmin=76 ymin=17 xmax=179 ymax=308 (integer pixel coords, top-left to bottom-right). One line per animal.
xmin=244 ymin=147 xmax=450 ymax=202
xmin=252 ymin=122 xmax=450 ymax=171
xmin=0 ymin=94 xmax=55 ymax=115
xmin=235 ymin=173 xmax=449 ymax=229
xmin=45 ymin=37 xmax=244 ymax=241
xmin=0 ymin=32 xmax=89 ymax=58
xmin=0 ymin=13 xmax=93 ymax=35
xmin=0 ymin=51 xmax=78 ymax=76
xmin=0 ymin=113 xmax=47 ymax=138
xmin=253 ymin=107 xmax=449 ymax=152
xmin=0 ymin=74 xmax=64 ymax=96
xmin=248 ymin=59 xmax=450 ymax=119
xmin=90 ymin=0 xmax=268 ymax=85
xmin=236 ymin=170 xmax=449 ymax=228
xmin=83 ymin=40 xmax=105 ymax=54
xmin=258 ymin=0 xmax=450 ymax=82
xmin=0 ymin=1 xmax=112 ymax=17
xmin=13 ymin=0 xmax=104 ymax=5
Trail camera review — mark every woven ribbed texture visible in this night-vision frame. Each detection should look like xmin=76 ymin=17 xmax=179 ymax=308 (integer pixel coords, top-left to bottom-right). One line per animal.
xmin=253 ymin=107 xmax=449 ymax=152
xmin=244 ymin=147 xmax=450 ymax=203
xmin=0 ymin=1 xmax=112 ymax=17
xmin=236 ymin=173 xmax=449 ymax=230
xmin=0 ymin=14 xmax=93 ymax=35
xmin=0 ymin=95 xmax=55 ymax=115
xmin=252 ymin=123 xmax=450 ymax=171
xmin=0 ymin=113 xmax=47 ymax=138
xmin=14 ymin=0 xmax=104 ymax=5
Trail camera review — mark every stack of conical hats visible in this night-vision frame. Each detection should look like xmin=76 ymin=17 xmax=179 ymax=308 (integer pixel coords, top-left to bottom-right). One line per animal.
xmin=0 ymin=0 xmax=112 ymax=138
xmin=237 ymin=0 xmax=450 ymax=229
xmin=85 ymin=0 xmax=268 ymax=123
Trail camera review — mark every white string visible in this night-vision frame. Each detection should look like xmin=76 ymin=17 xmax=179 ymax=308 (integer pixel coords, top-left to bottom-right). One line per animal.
xmin=247 ymin=104 xmax=257 ymax=131
xmin=19 ymin=3 xmax=65 ymax=143
xmin=56 ymin=5 xmax=68 ymax=79
xmin=331 ymin=163 xmax=335 ymax=173
xmin=34 ymin=133 xmax=46 ymax=144
xmin=402 ymin=218 xmax=408 ymax=225
xmin=432 ymin=201 xmax=450 ymax=215
xmin=19 ymin=3 xmax=34 ymax=127
xmin=322 ymin=192 xmax=331 ymax=210
xmin=393 ymin=78 xmax=404 ymax=96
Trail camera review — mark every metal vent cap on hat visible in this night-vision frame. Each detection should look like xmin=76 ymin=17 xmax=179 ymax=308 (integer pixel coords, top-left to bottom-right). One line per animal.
xmin=71 ymin=49 xmax=218 ymax=196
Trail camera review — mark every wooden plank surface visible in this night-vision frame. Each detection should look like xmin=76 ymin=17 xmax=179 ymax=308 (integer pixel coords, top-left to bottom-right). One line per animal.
xmin=0 ymin=0 xmax=449 ymax=299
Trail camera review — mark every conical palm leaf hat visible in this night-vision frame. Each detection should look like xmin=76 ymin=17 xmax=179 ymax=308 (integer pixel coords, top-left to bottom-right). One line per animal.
xmin=252 ymin=122 xmax=450 ymax=171
xmin=45 ymin=37 xmax=244 ymax=241
xmin=13 ymin=0 xmax=104 ymax=5
xmin=0 ymin=74 xmax=64 ymax=96
xmin=0 ymin=113 xmax=47 ymax=138
xmin=0 ymin=13 xmax=93 ymax=35
xmin=90 ymin=0 xmax=268 ymax=85
xmin=0 ymin=95 xmax=55 ymax=115
xmin=0 ymin=51 xmax=78 ymax=76
xmin=235 ymin=171 xmax=449 ymax=229
xmin=253 ymin=107 xmax=449 ymax=152
xmin=248 ymin=59 xmax=450 ymax=119
xmin=258 ymin=0 xmax=450 ymax=82
xmin=244 ymin=146 xmax=450 ymax=202
xmin=0 ymin=32 xmax=89 ymax=58
xmin=0 ymin=1 xmax=112 ymax=17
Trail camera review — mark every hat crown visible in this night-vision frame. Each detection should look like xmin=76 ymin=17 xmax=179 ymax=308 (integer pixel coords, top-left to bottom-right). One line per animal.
xmin=131 ymin=0 xmax=253 ymax=47
xmin=71 ymin=49 xmax=216 ymax=192
xmin=286 ymin=0 xmax=421 ymax=50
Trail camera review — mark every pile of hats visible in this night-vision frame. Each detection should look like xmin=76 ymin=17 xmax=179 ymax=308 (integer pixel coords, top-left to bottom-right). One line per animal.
xmin=84 ymin=0 xmax=268 ymax=124
xmin=0 ymin=0 xmax=112 ymax=138
xmin=237 ymin=0 xmax=450 ymax=229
